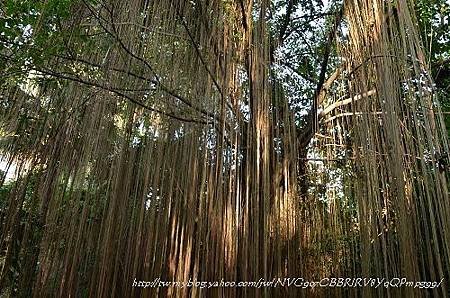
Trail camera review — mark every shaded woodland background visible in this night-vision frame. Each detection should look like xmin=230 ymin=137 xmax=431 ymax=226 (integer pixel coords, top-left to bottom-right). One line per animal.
xmin=0 ymin=0 xmax=450 ymax=296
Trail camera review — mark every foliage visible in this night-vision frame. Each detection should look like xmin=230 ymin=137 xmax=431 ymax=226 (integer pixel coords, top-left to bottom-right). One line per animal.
xmin=416 ymin=0 xmax=450 ymax=137
xmin=0 ymin=0 xmax=81 ymax=80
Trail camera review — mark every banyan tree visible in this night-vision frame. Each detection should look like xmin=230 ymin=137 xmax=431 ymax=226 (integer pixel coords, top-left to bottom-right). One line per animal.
xmin=0 ymin=0 xmax=449 ymax=296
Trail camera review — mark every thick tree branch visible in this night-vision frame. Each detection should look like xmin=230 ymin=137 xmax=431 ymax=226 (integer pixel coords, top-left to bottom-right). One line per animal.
xmin=322 ymin=111 xmax=382 ymax=123
xmin=319 ymin=89 xmax=377 ymax=118
xmin=317 ymin=65 xmax=342 ymax=105
xmin=297 ymin=5 xmax=344 ymax=148
xmin=313 ymin=7 xmax=343 ymax=126
xmin=278 ymin=0 xmax=298 ymax=44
